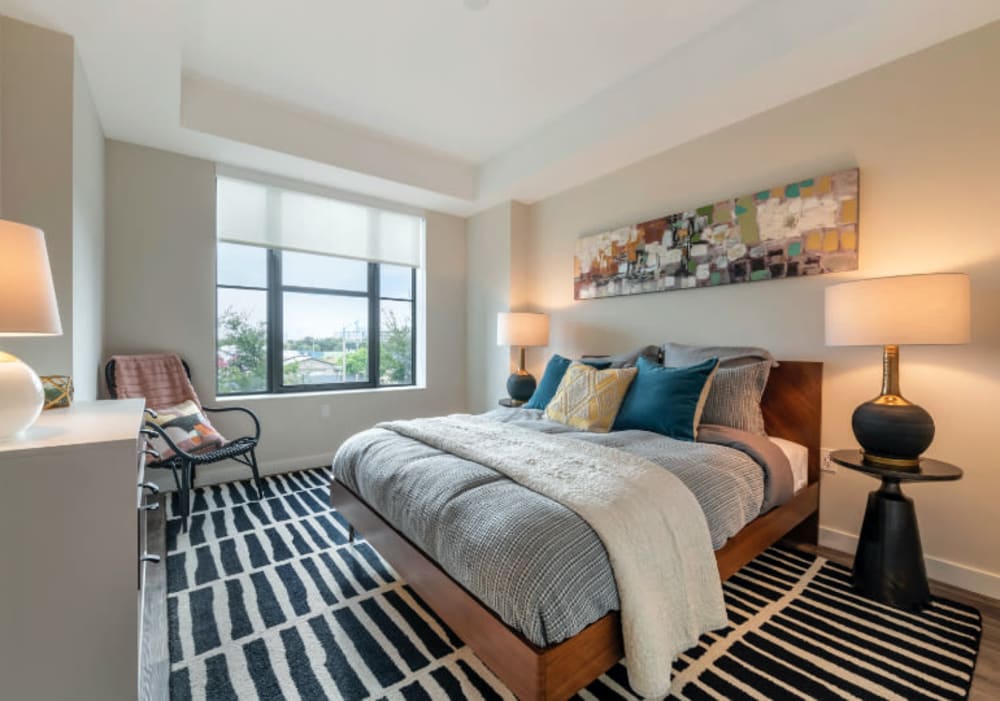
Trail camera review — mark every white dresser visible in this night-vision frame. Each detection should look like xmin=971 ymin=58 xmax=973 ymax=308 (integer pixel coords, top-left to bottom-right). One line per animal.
xmin=0 ymin=399 xmax=150 ymax=701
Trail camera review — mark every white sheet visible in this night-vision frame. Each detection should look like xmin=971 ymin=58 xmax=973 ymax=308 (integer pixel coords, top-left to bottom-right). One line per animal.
xmin=769 ymin=436 xmax=809 ymax=493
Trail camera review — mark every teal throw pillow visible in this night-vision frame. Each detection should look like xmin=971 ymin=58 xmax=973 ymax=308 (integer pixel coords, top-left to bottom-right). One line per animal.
xmin=612 ymin=356 xmax=719 ymax=440
xmin=524 ymin=355 xmax=572 ymax=410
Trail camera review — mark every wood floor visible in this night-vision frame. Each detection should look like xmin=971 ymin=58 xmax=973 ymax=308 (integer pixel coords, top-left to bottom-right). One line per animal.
xmin=810 ymin=546 xmax=999 ymax=700
xmin=140 ymin=494 xmax=169 ymax=701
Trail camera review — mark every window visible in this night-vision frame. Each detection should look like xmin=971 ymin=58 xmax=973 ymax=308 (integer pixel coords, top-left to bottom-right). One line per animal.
xmin=216 ymin=175 xmax=421 ymax=396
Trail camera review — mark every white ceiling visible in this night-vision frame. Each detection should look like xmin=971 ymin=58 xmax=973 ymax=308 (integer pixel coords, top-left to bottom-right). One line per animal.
xmin=1 ymin=0 xmax=998 ymax=215
xmin=182 ymin=0 xmax=757 ymax=162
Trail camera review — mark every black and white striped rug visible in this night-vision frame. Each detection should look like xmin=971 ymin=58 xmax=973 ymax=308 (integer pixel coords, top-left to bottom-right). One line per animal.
xmin=166 ymin=468 xmax=982 ymax=700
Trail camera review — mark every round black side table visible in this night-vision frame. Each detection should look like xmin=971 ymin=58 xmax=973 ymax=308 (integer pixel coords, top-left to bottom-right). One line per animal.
xmin=832 ymin=449 xmax=962 ymax=611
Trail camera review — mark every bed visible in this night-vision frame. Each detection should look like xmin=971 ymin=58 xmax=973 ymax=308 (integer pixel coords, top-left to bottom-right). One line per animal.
xmin=331 ymin=360 xmax=822 ymax=700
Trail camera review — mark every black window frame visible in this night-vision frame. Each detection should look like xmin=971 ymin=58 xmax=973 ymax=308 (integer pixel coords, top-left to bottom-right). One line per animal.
xmin=216 ymin=245 xmax=417 ymax=397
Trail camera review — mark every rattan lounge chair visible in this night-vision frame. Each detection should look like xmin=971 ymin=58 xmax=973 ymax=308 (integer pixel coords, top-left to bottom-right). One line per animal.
xmin=105 ymin=355 xmax=263 ymax=532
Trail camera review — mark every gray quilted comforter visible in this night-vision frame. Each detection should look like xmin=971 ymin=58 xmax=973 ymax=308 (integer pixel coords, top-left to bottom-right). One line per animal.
xmin=333 ymin=407 xmax=784 ymax=647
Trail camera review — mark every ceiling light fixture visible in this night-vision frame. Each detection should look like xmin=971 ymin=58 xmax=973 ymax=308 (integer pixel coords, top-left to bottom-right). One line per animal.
xmin=464 ymin=0 xmax=489 ymax=10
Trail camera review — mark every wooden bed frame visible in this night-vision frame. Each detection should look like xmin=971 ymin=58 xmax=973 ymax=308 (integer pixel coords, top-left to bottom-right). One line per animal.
xmin=331 ymin=361 xmax=822 ymax=701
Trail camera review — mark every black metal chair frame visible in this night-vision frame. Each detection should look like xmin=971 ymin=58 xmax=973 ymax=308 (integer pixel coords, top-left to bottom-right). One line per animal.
xmin=105 ymin=358 xmax=263 ymax=531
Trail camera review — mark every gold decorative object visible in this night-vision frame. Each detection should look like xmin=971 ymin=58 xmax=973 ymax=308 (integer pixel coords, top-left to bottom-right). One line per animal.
xmin=40 ymin=375 xmax=73 ymax=410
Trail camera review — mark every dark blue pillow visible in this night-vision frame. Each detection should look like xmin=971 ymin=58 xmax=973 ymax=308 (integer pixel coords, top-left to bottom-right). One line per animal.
xmin=524 ymin=356 xmax=613 ymax=410
xmin=524 ymin=355 xmax=572 ymax=409
xmin=612 ymin=356 xmax=719 ymax=440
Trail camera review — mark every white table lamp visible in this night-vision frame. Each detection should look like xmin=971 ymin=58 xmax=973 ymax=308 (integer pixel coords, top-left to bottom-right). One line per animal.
xmin=497 ymin=312 xmax=549 ymax=402
xmin=825 ymin=273 xmax=970 ymax=468
xmin=0 ymin=220 xmax=62 ymax=440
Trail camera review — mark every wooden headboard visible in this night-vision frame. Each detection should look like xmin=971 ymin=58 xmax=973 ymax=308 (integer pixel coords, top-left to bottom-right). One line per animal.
xmin=760 ymin=361 xmax=823 ymax=486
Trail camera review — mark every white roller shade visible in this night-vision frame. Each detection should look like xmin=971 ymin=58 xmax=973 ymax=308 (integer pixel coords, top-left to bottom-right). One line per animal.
xmin=217 ymin=176 xmax=424 ymax=268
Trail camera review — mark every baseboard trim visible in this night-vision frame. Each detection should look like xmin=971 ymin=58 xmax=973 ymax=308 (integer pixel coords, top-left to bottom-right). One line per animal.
xmin=144 ymin=453 xmax=332 ymax=492
xmin=819 ymin=526 xmax=1000 ymax=601
xmin=260 ymin=453 xmax=332 ymax=476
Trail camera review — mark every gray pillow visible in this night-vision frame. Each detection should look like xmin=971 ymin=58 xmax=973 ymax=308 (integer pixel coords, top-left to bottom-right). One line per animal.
xmin=697 ymin=361 xmax=771 ymax=436
xmin=583 ymin=344 xmax=662 ymax=369
xmin=661 ymin=341 xmax=776 ymax=369
xmin=661 ymin=341 xmax=774 ymax=435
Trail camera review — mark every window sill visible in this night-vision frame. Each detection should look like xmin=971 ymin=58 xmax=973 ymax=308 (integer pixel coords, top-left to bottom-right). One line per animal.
xmin=213 ymin=384 xmax=427 ymax=403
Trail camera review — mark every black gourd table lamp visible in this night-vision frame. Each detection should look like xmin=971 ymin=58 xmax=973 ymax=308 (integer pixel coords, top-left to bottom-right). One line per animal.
xmin=496 ymin=312 xmax=550 ymax=403
xmin=825 ymin=273 xmax=970 ymax=468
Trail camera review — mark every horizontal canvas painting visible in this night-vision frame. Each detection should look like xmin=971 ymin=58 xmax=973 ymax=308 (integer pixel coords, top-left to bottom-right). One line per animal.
xmin=574 ymin=168 xmax=859 ymax=300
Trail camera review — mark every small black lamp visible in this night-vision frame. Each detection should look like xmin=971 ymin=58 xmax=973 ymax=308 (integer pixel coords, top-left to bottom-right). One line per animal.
xmin=497 ymin=312 xmax=550 ymax=403
xmin=825 ymin=273 xmax=970 ymax=468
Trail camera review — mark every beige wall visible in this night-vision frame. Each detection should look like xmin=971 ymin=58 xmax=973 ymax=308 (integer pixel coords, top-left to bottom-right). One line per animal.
xmin=105 ymin=140 xmax=467 ymax=484
xmin=466 ymin=202 xmax=513 ymax=412
xmin=71 ymin=53 xmax=105 ymax=400
xmin=0 ymin=17 xmax=105 ymax=400
xmin=465 ymin=200 xmax=535 ymax=413
xmin=0 ymin=18 xmax=74 ymax=377
xmin=504 ymin=23 xmax=1000 ymax=595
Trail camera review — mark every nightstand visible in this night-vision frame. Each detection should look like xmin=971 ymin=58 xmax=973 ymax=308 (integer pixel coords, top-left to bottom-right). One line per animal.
xmin=832 ymin=449 xmax=962 ymax=610
xmin=498 ymin=397 xmax=525 ymax=408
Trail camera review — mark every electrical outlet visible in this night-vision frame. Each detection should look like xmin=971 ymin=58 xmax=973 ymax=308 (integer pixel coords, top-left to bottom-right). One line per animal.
xmin=320 ymin=404 xmax=331 ymax=419
xmin=820 ymin=447 xmax=836 ymax=473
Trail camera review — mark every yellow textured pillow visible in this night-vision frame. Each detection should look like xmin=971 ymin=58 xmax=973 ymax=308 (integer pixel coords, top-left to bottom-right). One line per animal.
xmin=544 ymin=363 xmax=637 ymax=432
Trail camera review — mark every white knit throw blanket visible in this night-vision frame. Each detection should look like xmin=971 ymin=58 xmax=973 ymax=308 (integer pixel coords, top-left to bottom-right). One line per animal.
xmin=377 ymin=415 xmax=727 ymax=698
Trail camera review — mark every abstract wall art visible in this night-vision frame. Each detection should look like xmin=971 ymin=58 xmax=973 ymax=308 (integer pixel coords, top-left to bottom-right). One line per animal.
xmin=573 ymin=168 xmax=859 ymax=300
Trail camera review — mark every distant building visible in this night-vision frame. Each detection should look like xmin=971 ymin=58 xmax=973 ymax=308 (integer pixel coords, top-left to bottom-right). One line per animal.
xmin=283 ymin=354 xmax=342 ymax=384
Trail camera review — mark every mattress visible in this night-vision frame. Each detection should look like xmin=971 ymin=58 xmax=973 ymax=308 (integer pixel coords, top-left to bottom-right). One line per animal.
xmin=333 ymin=408 xmax=792 ymax=647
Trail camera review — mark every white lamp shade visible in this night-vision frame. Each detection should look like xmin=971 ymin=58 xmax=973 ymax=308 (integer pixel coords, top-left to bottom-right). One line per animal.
xmin=825 ymin=273 xmax=970 ymax=346
xmin=497 ymin=312 xmax=549 ymax=347
xmin=0 ymin=220 xmax=62 ymax=336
